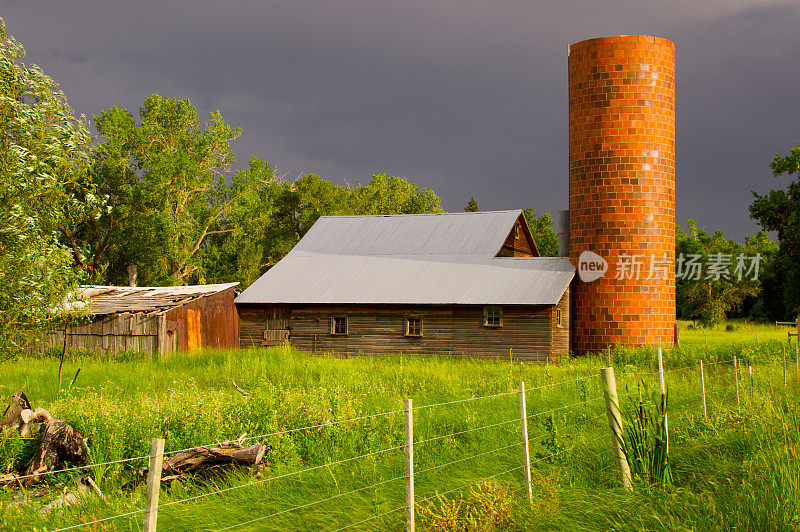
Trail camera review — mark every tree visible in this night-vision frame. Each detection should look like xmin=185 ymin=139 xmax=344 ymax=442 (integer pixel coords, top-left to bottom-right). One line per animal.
xmin=0 ymin=19 xmax=92 ymax=353
xmin=522 ymin=208 xmax=558 ymax=257
xmin=464 ymin=196 xmax=479 ymax=212
xmin=750 ymin=139 xmax=800 ymax=319
xmin=675 ymin=220 xmax=773 ymax=325
xmin=64 ymin=95 xmax=242 ymax=286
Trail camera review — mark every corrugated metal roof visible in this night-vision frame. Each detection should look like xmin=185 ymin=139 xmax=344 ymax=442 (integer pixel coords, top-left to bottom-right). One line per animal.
xmin=235 ymin=252 xmax=573 ymax=305
xmin=294 ymin=210 xmax=523 ymax=256
xmin=78 ymin=283 xmax=239 ymax=315
xmin=236 ymin=210 xmax=574 ymax=306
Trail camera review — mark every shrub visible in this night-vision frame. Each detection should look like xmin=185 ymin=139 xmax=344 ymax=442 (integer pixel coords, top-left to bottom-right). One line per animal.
xmin=418 ymin=481 xmax=515 ymax=531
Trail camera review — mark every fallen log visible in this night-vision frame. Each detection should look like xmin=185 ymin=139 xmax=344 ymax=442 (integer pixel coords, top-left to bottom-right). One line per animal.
xmin=139 ymin=441 xmax=268 ymax=482
xmin=23 ymin=419 xmax=90 ymax=482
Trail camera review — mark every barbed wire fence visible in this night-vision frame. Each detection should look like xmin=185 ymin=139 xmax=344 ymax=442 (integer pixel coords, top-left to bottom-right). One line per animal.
xmin=19 ymin=350 xmax=798 ymax=532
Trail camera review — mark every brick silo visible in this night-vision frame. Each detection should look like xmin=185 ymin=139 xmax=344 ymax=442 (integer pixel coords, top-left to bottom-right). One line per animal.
xmin=568 ymin=36 xmax=676 ymax=355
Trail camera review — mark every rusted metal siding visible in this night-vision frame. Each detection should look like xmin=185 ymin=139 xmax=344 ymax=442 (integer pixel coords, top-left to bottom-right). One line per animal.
xmin=164 ymin=286 xmax=239 ymax=353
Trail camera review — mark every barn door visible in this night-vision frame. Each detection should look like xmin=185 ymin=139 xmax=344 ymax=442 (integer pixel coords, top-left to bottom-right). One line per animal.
xmin=263 ymin=308 xmax=290 ymax=346
xmin=187 ymin=308 xmax=202 ymax=353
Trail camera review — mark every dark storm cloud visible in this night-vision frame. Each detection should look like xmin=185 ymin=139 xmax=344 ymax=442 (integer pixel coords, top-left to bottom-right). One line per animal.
xmin=2 ymin=0 xmax=799 ymax=239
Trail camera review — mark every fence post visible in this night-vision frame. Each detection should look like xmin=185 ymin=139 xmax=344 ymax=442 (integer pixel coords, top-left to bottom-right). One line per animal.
xmin=519 ymin=382 xmax=533 ymax=504
xmin=733 ymin=356 xmax=740 ymax=413
xmin=600 ymin=367 xmax=632 ymax=490
xmin=404 ymin=399 xmax=415 ymax=532
xmin=749 ymin=366 xmax=754 ymax=402
xmin=657 ymin=347 xmax=669 ymax=454
xmin=143 ymin=438 xmax=165 ymax=532
xmin=699 ymin=360 xmax=707 ymax=420
xmin=783 ymin=347 xmax=787 ymax=386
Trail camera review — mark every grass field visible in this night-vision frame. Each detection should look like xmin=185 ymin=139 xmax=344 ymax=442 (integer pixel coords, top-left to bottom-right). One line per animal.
xmin=1 ymin=320 xmax=799 ymax=530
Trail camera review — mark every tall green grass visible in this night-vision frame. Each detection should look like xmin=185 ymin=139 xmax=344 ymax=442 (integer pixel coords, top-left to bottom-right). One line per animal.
xmin=1 ymin=322 xmax=798 ymax=530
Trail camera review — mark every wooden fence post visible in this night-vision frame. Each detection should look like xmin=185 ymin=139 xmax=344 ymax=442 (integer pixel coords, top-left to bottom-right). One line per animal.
xmin=749 ymin=366 xmax=754 ymax=402
xmin=143 ymin=438 xmax=165 ymax=532
xmin=519 ymin=382 xmax=532 ymax=504
xmin=404 ymin=399 xmax=415 ymax=532
xmin=657 ymin=347 xmax=669 ymax=454
xmin=600 ymin=367 xmax=632 ymax=490
xmin=783 ymin=347 xmax=787 ymax=386
xmin=733 ymin=356 xmax=740 ymax=413
xmin=699 ymin=360 xmax=707 ymax=420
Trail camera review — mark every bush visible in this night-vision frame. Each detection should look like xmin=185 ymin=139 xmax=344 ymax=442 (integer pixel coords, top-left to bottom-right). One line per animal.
xmin=418 ymin=481 xmax=516 ymax=531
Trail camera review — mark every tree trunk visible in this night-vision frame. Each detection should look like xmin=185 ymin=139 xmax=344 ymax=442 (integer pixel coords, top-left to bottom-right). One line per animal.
xmin=23 ymin=419 xmax=90 ymax=482
xmin=141 ymin=442 xmax=268 ymax=481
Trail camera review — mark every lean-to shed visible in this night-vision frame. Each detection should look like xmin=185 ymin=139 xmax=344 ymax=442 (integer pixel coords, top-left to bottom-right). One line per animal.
xmin=236 ymin=211 xmax=575 ymax=361
xmin=44 ymin=283 xmax=239 ymax=356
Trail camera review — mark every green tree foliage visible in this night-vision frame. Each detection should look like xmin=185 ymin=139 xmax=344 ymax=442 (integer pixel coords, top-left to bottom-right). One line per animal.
xmin=676 ymin=220 xmax=775 ymax=325
xmin=464 ymin=196 xmax=479 ymax=212
xmin=522 ymin=208 xmax=558 ymax=257
xmin=63 ymin=95 xmax=242 ymax=286
xmin=750 ymin=139 xmax=800 ymax=319
xmin=0 ymin=19 xmax=93 ymax=353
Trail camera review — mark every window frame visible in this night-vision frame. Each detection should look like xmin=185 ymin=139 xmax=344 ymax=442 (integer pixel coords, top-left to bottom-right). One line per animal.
xmin=556 ymin=308 xmax=563 ymax=328
xmin=405 ymin=317 xmax=423 ymax=337
xmin=483 ymin=306 xmax=503 ymax=328
xmin=331 ymin=316 xmax=348 ymax=336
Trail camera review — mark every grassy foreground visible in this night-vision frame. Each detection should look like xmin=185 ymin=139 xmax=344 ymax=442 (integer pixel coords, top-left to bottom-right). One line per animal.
xmin=0 ymin=321 xmax=799 ymax=530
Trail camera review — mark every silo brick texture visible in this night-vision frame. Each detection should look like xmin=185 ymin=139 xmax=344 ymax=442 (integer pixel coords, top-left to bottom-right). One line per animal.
xmin=568 ymin=35 xmax=676 ymax=355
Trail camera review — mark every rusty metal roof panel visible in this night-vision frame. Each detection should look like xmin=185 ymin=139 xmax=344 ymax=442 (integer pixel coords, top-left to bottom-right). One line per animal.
xmin=235 ymin=253 xmax=573 ymax=306
xmin=78 ymin=283 xmax=239 ymax=315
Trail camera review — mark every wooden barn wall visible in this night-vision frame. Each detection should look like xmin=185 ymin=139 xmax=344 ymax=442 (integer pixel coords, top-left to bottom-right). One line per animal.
xmin=164 ymin=287 xmax=239 ymax=353
xmin=551 ymin=286 xmax=570 ymax=360
xmin=237 ymin=304 xmax=557 ymax=361
xmin=41 ymin=313 xmax=159 ymax=355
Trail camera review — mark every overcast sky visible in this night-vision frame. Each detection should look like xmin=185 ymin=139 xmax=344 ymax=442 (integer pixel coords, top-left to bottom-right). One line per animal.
xmin=3 ymin=0 xmax=799 ymax=240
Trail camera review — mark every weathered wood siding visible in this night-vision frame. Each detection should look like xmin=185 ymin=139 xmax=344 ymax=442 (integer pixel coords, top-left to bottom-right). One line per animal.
xmin=551 ymin=285 xmax=570 ymax=359
xmin=496 ymin=215 xmax=538 ymax=257
xmin=42 ymin=313 xmax=159 ymax=355
xmin=237 ymin=303 xmax=562 ymax=361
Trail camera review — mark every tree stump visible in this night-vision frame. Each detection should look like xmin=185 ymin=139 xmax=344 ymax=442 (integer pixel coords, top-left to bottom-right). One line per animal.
xmin=1 ymin=391 xmax=32 ymax=431
xmin=23 ymin=419 xmax=90 ymax=482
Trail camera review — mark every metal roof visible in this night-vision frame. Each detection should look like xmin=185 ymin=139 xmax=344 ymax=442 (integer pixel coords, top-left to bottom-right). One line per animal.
xmin=236 ymin=253 xmax=573 ymax=305
xmin=77 ymin=283 xmax=239 ymax=315
xmin=293 ymin=210 xmax=524 ymax=256
xmin=236 ymin=211 xmax=574 ymax=306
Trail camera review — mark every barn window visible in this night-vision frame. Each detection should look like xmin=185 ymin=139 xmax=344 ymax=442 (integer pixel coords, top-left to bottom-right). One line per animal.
xmin=406 ymin=317 xmax=423 ymax=337
xmin=513 ymin=223 xmax=520 ymax=239
xmin=484 ymin=306 xmax=503 ymax=327
xmin=331 ymin=316 xmax=348 ymax=335
xmin=556 ymin=308 xmax=563 ymax=328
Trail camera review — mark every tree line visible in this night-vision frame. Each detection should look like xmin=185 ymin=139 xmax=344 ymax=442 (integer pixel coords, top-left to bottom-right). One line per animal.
xmin=2 ymin=18 xmax=800 ymax=355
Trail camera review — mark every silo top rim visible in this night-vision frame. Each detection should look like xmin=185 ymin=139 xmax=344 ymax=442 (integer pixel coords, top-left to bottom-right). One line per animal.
xmin=568 ymin=35 xmax=675 ymax=52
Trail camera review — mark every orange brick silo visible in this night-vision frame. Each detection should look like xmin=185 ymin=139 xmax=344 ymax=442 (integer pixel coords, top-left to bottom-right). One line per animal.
xmin=568 ymin=36 xmax=676 ymax=355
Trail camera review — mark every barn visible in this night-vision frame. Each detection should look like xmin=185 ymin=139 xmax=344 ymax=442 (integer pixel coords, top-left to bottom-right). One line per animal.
xmin=235 ymin=211 xmax=574 ymax=361
xmin=44 ymin=283 xmax=239 ymax=356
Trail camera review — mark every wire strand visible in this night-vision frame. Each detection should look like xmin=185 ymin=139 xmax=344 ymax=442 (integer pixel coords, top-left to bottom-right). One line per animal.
xmin=51 ymin=507 xmax=145 ymax=532
xmin=330 ymin=504 xmax=406 ymax=532
xmin=159 ymin=443 xmax=405 ymax=509
xmin=213 ymin=473 xmax=406 ymax=531
xmin=11 ymin=453 xmax=152 ymax=482
xmin=414 ymin=416 xmax=519 ymax=446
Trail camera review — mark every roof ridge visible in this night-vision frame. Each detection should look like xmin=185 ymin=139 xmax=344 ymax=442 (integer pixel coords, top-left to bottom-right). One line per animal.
xmin=315 ymin=209 xmax=522 ymax=220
